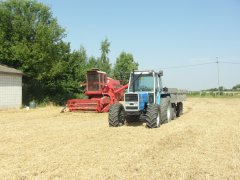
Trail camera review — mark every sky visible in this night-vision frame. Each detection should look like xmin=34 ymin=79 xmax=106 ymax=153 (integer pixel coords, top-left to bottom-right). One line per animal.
xmin=39 ymin=0 xmax=240 ymax=90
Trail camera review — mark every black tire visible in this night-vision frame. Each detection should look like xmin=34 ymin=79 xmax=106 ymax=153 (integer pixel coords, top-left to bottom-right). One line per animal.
xmin=176 ymin=102 xmax=183 ymax=117
xmin=125 ymin=115 xmax=140 ymax=123
xmin=146 ymin=104 xmax=161 ymax=128
xmin=108 ymin=103 xmax=125 ymax=127
xmin=171 ymin=104 xmax=176 ymax=120
xmin=161 ymin=97 xmax=172 ymax=123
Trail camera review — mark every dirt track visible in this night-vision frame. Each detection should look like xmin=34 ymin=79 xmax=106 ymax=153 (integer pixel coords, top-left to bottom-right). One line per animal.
xmin=0 ymin=98 xmax=240 ymax=179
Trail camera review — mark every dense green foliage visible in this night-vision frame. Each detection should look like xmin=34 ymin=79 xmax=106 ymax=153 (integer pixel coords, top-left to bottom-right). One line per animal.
xmin=0 ymin=0 xmax=138 ymax=105
xmin=0 ymin=0 xmax=72 ymax=104
xmin=113 ymin=52 xmax=138 ymax=84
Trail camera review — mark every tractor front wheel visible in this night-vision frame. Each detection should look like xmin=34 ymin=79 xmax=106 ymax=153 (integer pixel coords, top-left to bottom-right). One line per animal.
xmin=108 ymin=103 xmax=125 ymax=127
xmin=146 ymin=104 xmax=161 ymax=128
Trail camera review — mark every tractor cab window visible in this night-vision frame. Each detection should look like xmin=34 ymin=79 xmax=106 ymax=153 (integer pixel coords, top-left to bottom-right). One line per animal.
xmin=129 ymin=74 xmax=154 ymax=92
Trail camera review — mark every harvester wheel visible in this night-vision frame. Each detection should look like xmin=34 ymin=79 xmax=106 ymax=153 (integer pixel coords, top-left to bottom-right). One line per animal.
xmin=146 ymin=104 xmax=161 ymax=128
xmin=108 ymin=103 xmax=125 ymax=127
xmin=176 ymin=102 xmax=183 ymax=117
xmin=161 ymin=97 xmax=172 ymax=124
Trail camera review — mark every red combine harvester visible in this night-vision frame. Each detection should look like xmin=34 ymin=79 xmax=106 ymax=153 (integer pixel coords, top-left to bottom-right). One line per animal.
xmin=66 ymin=68 xmax=128 ymax=112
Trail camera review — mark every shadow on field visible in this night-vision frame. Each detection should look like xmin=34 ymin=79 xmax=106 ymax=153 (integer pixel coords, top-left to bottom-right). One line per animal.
xmin=125 ymin=121 xmax=145 ymax=127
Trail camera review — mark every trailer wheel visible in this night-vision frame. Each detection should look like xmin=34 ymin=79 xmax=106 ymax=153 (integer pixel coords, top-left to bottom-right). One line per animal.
xmin=166 ymin=103 xmax=171 ymax=123
xmin=161 ymin=97 xmax=172 ymax=123
xmin=108 ymin=103 xmax=125 ymax=127
xmin=176 ymin=102 xmax=183 ymax=117
xmin=171 ymin=104 xmax=176 ymax=120
xmin=146 ymin=104 xmax=161 ymax=128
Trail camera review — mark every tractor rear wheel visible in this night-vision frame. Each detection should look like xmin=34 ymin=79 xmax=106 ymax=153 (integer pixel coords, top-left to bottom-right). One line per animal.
xmin=108 ymin=103 xmax=125 ymax=127
xmin=146 ymin=104 xmax=161 ymax=128
xmin=176 ymin=102 xmax=183 ymax=117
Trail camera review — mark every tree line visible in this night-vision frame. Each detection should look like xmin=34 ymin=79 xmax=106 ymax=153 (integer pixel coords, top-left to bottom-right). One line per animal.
xmin=204 ymin=84 xmax=240 ymax=92
xmin=0 ymin=0 xmax=138 ymax=105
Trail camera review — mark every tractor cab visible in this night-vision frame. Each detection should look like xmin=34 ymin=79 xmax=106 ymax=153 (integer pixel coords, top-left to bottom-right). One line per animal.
xmin=124 ymin=70 xmax=163 ymax=112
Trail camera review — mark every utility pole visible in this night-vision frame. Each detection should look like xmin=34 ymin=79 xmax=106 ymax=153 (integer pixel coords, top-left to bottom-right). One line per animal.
xmin=216 ymin=57 xmax=220 ymax=95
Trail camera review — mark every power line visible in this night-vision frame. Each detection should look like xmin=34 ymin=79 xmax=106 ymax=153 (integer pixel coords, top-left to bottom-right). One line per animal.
xmin=160 ymin=59 xmax=239 ymax=91
xmin=161 ymin=61 xmax=240 ymax=69
xmin=219 ymin=61 xmax=240 ymax=64
xmin=162 ymin=62 xmax=215 ymax=69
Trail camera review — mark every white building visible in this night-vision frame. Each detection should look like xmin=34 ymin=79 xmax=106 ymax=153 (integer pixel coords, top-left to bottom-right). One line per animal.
xmin=0 ymin=64 xmax=22 ymax=109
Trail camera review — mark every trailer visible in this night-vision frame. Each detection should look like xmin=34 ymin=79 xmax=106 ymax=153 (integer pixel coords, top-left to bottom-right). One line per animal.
xmin=108 ymin=70 xmax=187 ymax=128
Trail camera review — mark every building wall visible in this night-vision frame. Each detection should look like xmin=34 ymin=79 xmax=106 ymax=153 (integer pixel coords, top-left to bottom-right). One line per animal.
xmin=0 ymin=73 xmax=22 ymax=109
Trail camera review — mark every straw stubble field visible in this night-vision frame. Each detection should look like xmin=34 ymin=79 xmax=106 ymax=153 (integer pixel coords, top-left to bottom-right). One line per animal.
xmin=0 ymin=98 xmax=240 ymax=179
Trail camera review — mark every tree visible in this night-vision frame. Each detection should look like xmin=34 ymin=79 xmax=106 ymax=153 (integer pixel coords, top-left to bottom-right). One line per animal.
xmin=69 ymin=46 xmax=88 ymax=83
xmin=87 ymin=56 xmax=98 ymax=70
xmin=0 ymin=0 xmax=140 ymax=104
xmin=113 ymin=52 xmax=138 ymax=84
xmin=232 ymin=84 xmax=240 ymax=90
xmin=219 ymin=86 xmax=224 ymax=91
xmin=98 ymin=38 xmax=111 ymax=74
xmin=0 ymin=0 xmax=71 ymax=104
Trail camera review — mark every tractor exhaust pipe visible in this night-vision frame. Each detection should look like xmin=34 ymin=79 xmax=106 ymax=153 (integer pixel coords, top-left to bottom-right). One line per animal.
xmin=133 ymin=69 xmax=135 ymax=93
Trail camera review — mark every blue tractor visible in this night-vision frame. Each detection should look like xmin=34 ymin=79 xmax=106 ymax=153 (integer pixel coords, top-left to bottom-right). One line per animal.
xmin=108 ymin=70 xmax=186 ymax=128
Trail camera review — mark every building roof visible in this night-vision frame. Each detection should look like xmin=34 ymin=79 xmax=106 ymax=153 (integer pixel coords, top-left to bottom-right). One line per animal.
xmin=0 ymin=64 xmax=22 ymax=74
